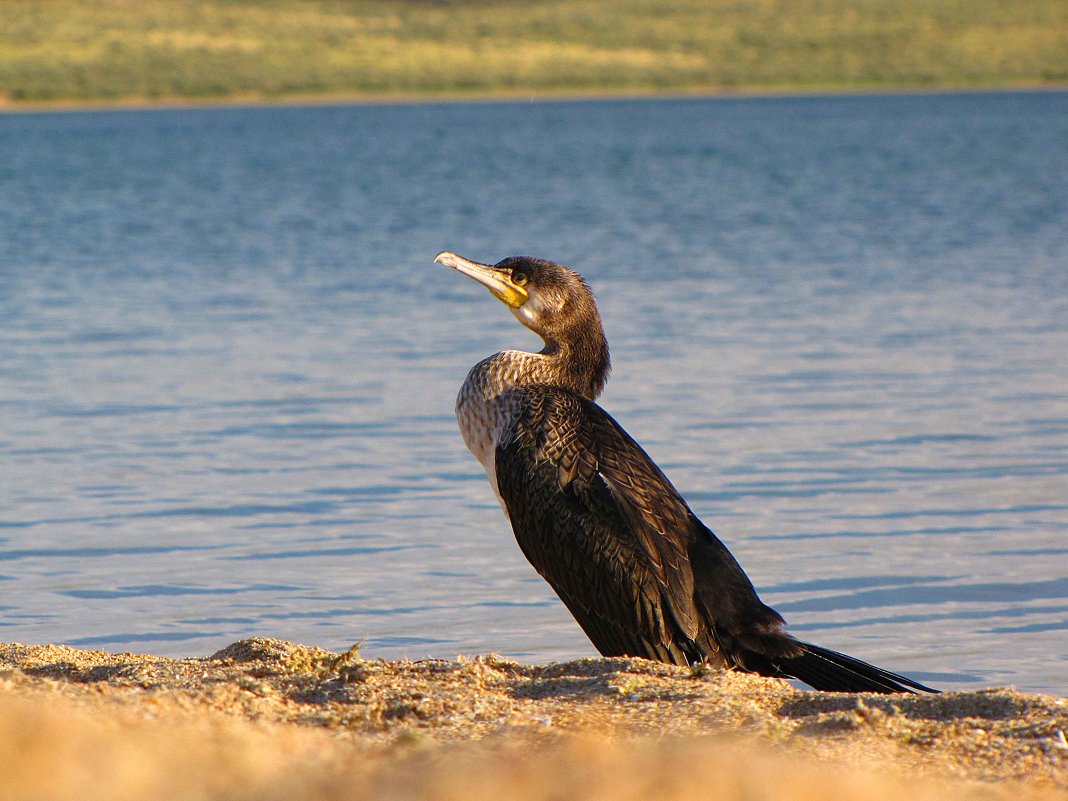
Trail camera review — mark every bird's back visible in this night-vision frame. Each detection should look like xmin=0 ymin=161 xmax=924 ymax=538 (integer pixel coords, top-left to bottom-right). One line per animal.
xmin=493 ymin=382 xmax=790 ymax=668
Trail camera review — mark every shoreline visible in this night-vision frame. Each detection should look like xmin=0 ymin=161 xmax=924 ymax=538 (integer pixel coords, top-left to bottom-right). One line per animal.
xmin=2 ymin=637 xmax=1066 ymax=799
xmin=2 ymin=81 xmax=1066 ymax=115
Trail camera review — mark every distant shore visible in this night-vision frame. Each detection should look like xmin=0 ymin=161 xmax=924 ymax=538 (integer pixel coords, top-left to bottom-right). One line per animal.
xmin=2 ymin=637 xmax=1066 ymax=800
xmin=2 ymin=0 xmax=1065 ymax=110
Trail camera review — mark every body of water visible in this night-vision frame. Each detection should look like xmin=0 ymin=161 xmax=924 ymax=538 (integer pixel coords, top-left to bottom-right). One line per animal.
xmin=1 ymin=92 xmax=1065 ymax=694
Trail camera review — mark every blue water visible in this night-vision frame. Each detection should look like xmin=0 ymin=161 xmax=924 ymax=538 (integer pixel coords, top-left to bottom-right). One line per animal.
xmin=1 ymin=92 xmax=1065 ymax=694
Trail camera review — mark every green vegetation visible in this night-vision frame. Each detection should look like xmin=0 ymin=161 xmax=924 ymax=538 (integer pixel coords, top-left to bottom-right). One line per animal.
xmin=1 ymin=0 xmax=1065 ymax=104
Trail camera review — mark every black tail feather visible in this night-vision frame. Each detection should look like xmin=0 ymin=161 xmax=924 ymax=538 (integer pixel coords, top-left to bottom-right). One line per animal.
xmin=765 ymin=642 xmax=938 ymax=694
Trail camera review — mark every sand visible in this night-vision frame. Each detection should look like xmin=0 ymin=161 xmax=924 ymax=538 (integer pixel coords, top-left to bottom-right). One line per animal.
xmin=1 ymin=637 xmax=1065 ymax=800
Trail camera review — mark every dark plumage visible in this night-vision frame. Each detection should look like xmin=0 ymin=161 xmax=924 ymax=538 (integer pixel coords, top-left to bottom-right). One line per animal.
xmin=435 ymin=251 xmax=936 ymax=694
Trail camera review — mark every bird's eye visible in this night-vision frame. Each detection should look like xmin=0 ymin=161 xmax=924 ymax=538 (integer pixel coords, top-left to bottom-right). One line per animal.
xmin=513 ymin=272 xmax=528 ymax=286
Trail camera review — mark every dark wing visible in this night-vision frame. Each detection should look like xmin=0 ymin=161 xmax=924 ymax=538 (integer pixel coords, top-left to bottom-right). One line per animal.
xmin=492 ymin=385 xmax=940 ymax=694
xmin=493 ymin=385 xmax=789 ymax=667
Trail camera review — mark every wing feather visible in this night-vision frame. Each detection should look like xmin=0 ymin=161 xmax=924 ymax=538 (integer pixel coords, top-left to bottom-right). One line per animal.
xmin=487 ymin=384 xmax=934 ymax=693
xmin=494 ymin=386 xmax=719 ymax=662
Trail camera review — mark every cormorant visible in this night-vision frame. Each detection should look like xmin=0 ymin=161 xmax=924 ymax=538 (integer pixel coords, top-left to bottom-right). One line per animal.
xmin=435 ymin=251 xmax=936 ymax=694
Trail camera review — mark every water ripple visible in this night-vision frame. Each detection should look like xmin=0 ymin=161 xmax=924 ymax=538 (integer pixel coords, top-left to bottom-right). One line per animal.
xmin=0 ymin=93 xmax=1065 ymax=692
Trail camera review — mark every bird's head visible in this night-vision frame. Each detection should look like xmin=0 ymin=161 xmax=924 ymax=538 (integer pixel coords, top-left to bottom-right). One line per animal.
xmin=434 ymin=251 xmax=604 ymax=349
xmin=435 ymin=251 xmax=611 ymax=397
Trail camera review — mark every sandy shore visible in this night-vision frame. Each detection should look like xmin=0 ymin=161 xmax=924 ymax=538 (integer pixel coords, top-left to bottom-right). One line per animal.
xmin=2 ymin=637 xmax=1065 ymax=800
xmin=2 ymin=83 xmax=1067 ymax=116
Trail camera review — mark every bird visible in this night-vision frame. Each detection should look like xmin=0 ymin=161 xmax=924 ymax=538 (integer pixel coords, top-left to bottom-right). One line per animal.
xmin=435 ymin=251 xmax=936 ymax=694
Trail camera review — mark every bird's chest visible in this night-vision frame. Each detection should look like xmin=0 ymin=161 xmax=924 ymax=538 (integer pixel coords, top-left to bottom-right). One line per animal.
xmin=455 ymin=353 xmax=545 ymax=512
xmin=455 ymin=391 xmax=502 ymax=472
xmin=455 ymin=382 xmax=523 ymax=512
xmin=456 ymin=357 xmax=523 ymax=464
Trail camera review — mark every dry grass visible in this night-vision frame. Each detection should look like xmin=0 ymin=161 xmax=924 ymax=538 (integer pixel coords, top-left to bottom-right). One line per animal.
xmin=0 ymin=0 xmax=1065 ymax=104
xmin=2 ymin=638 xmax=1067 ymax=800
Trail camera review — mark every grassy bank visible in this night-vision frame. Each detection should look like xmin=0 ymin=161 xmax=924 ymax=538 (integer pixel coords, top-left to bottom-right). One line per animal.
xmin=1 ymin=0 xmax=1066 ymax=105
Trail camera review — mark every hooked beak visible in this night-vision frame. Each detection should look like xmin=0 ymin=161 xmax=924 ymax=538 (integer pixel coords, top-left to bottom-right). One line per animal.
xmin=435 ymin=251 xmax=529 ymax=309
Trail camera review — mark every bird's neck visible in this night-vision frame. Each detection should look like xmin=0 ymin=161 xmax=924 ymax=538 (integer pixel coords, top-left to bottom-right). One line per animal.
xmin=471 ymin=332 xmax=610 ymax=402
xmin=538 ymin=334 xmax=610 ymax=400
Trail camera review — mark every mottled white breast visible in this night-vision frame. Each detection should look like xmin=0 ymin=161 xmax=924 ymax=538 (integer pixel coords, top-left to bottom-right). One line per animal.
xmin=455 ymin=350 xmax=549 ymax=513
